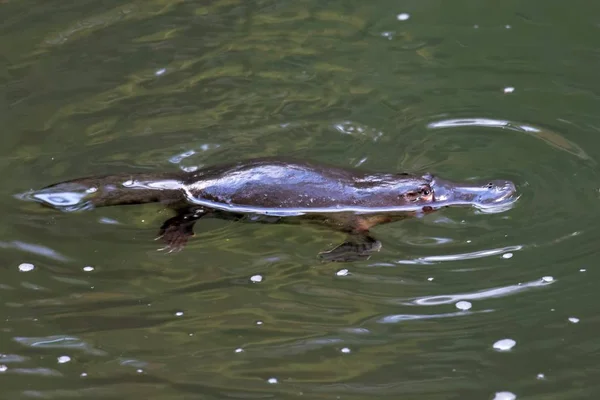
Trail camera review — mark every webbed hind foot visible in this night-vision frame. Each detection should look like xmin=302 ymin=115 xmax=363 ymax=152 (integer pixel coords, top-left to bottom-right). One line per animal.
xmin=156 ymin=207 xmax=205 ymax=252
xmin=318 ymin=234 xmax=382 ymax=262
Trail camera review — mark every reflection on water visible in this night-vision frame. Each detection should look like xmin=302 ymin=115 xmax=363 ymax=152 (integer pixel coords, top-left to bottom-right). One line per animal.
xmin=428 ymin=117 xmax=593 ymax=162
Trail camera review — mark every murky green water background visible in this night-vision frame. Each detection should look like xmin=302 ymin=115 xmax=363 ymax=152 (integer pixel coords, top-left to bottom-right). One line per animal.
xmin=2 ymin=1 xmax=600 ymax=399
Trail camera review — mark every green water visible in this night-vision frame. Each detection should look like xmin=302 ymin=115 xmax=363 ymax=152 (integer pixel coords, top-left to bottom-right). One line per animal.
xmin=2 ymin=0 xmax=600 ymax=398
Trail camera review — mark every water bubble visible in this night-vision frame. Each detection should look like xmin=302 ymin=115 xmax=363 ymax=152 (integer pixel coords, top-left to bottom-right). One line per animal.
xmin=336 ymin=269 xmax=349 ymax=277
xmin=542 ymin=276 xmax=554 ymax=283
xmin=0 ymin=365 xmax=7 ymax=372
xmin=473 ymin=24 xmax=479 ymax=29
xmin=397 ymin=13 xmax=410 ymax=21
xmin=340 ymin=347 xmax=351 ymax=353
xmin=250 ymin=275 xmax=263 ymax=283
xmin=137 ymin=369 xmax=143 ymax=373
xmin=427 ymin=277 xmax=434 ymax=281
xmin=502 ymin=253 xmax=513 ymax=259
xmin=505 ymin=25 xmax=512 ymax=29
xmin=80 ymin=372 xmax=87 ymax=377
xmin=175 ymin=311 xmax=184 ymax=317
xmin=256 ymin=320 xmax=263 ymax=325
xmin=18 ymin=263 xmax=35 ymax=272
xmin=456 ymin=301 xmax=472 ymax=311
xmin=235 ymin=348 xmax=244 ymax=353
xmin=493 ymin=338 xmax=516 ymax=351
xmin=536 ymin=373 xmax=545 ymax=380
xmin=579 ymin=268 xmax=586 ymax=272
xmin=568 ymin=317 xmax=580 ymax=324
xmin=493 ymin=392 xmax=516 ymax=400
xmin=155 ymin=68 xmax=166 ymax=76
xmin=83 ymin=266 xmax=94 ymax=272
xmin=57 ymin=355 xmax=71 ymax=364
xmin=267 ymin=377 xmax=278 ymax=384
xmin=504 ymin=87 xmax=515 ymax=94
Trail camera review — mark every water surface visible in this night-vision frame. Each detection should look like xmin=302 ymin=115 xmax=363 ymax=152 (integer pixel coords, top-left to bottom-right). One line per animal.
xmin=2 ymin=0 xmax=600 ymax=399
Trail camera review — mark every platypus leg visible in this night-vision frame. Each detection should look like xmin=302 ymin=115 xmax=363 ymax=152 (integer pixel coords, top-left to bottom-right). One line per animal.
xmin=156 ymin=207 xmax=207 ymax=252
xmin=318 ymin=233 xmax=382 ymax=262
xmin=317 ymin=215 xmax=389 ymax=262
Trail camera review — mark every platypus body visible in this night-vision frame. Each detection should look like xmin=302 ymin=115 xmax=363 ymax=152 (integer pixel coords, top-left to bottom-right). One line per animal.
xmin=25 ymin=157 xmax=518 ymax=262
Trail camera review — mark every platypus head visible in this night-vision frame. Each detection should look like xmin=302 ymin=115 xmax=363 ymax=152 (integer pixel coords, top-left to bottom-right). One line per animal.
xmin=423 ymin=173 xmax=518 ymax=211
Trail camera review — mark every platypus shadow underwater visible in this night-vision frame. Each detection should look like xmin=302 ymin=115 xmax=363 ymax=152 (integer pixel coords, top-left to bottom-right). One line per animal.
xmin=21 ymin=157 xmax=518 ymax=262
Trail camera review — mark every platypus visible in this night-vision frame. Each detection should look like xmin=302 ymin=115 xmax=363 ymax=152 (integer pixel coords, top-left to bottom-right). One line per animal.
xmin=23 ymin=157 xmax=518 ymax=262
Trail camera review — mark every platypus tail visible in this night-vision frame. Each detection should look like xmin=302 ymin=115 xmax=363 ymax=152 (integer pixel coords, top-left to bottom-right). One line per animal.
xmin=22 ymin=173 xmax=186 ymax=212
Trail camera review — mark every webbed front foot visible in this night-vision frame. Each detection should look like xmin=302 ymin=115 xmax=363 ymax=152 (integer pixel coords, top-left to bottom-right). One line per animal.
xmin=318 ymin=234 xmax=382 ymax=262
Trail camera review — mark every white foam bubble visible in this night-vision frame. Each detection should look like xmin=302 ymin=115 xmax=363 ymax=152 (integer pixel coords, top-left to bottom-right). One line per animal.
xmin=502 ymin=253 xmax=513 ymax=259
xmin=504 ymin=87 xmax=515 ymax=94
xmin=57 ymin=355 xmax=71 ymax=364
xmin=568 ymin=317 xmax=580 ymax=324
xmin=542 ymin=276 xmax=554 ymax=283
xmin=267 ymin=377 xmax=278 ymax=384
xmin=493 ymin=338 xmax=516 ymax=351
xmin=456 ymin=301 xmax=472 ymax=311
xmin=83 ymin=266 xmax=94 ymax=272
xmin=340 ymin=347 xmax=351 ymax=353
xmin=336 ymin=269 xmax=349 ymax=276
xmin=493 ymin=392 xmax=516 ymax=400
xmin=175 ymin=311 xmax=184 ymax=317
xmin=396 ymin=13 xmax=410 ymax=21
xmin=250 ymin=274 xmax=263 ymax=283
xmin=18 ymin=263 xmax=35 ymax=272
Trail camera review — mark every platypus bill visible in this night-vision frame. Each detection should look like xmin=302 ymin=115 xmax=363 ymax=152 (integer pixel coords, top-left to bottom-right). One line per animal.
xmin=23 ymin=157 xmax=518 ymax=262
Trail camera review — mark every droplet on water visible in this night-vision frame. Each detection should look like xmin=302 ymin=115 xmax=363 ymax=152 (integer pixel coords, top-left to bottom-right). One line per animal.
xmin=536 ymin=373 xmax=545 ymax=380
xmin=493 ymin=338 xmax=516 ymax=351
xmin=83 ymin=266 xmax=94 ymax=272
xmin=267 ymin=377 xmax=278 ymax=384
xmin=336 ymin=269 xmax=349 ymax=277
xmin=568 ymin=317 xmax=580 ymax=324
xmin=250 ymin=275 xmax=263 ymax=283
xmin=340 ymin=347 xmax=351 ymax=354
xmin=175 ymin=311 xmax=184 ymax=317
xmin=456 ymin=301 xmax=472 ymax=311
xmin=542 ymin=276 xmax=554 ymax=283
xmin=235 ymin=348 xmax=244 ymax=353
xmin=502 ymin=253 xmax=513 ymax=259
xmin=396 ymin=13 xmax=410 ymax=21
xmin=504 ymin=87 xmax=515 ymax=93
